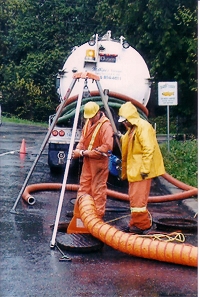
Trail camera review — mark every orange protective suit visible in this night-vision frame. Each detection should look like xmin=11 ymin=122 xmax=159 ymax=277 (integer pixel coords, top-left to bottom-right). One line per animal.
xmin=119 ymin=102 xmax=165 ymax=230
xmin=129 ymin=179 xmax=152 ymax=230
xmin=76 ymin=112 xmax=113 ymax=217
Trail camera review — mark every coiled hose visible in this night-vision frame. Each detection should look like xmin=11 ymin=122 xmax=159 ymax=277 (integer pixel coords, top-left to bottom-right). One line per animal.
xmin=56 ymin=97 xmax=148 ymax=125
xmin=56 ymin=91 xmax=149 ymax=116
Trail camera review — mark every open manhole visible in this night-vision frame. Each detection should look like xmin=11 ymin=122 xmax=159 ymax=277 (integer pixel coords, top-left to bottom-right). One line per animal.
xmin=65 ymin=198 xmax=76 ymax=217
xmin=153 ymin=216 xmax=197 ymax=232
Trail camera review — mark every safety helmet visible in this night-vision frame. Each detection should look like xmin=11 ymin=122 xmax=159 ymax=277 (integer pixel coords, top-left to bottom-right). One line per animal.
xmin=84 ymin=101 xmax=100 ymax=119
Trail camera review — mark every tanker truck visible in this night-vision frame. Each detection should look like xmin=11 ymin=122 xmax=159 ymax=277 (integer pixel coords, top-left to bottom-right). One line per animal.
xmin=48 ymin=30 xmax=152 ymax=175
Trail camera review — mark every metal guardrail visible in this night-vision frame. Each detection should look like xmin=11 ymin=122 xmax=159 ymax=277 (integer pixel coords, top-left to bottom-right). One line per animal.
xmin=156 ymin=134 xmax=174 ymax=143
xmin=157 ymin=134 xmax=195 ymax=142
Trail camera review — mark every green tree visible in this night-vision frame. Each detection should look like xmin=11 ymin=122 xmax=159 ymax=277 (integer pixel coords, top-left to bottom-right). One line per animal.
xmin=0 ymin=0 xmax=98 ymax=121
xmin=0 ymin=0 xmax=197 ymax=134
xmin=94 ymin=0 xmax=197 ymax=134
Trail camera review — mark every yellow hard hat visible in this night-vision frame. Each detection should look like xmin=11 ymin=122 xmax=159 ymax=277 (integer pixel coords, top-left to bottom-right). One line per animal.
xmin=84 ymin=101 xmax=100 ymax=119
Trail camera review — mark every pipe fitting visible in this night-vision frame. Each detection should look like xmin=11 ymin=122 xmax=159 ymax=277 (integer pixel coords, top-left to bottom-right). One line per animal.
xmin=27 ymin=195 xmax=35 ymax=205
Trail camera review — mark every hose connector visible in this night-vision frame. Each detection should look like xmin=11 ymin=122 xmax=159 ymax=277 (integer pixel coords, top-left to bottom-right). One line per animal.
xmin=27 ymin=195 xmax=35 ymax=205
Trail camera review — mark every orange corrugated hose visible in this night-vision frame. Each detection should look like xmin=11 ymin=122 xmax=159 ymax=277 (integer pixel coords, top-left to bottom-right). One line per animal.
xmin=21 ymin=176 xmax=198 ymax=267
xmin=78 ymin=194 xmax=197 ymax=267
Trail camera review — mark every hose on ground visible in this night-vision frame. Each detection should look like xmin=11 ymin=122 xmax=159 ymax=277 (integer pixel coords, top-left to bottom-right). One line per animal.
xmin=21 ymin=175 xmax=198 ymax=267
xmin=21 ymin=173 xmax=197 ymax=206
xmin=78 ymin=194 xmax=197 ymax=267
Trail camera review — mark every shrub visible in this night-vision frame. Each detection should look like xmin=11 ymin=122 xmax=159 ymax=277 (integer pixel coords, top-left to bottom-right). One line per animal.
xmin=160 ymin=139 xmax=198 ymax=188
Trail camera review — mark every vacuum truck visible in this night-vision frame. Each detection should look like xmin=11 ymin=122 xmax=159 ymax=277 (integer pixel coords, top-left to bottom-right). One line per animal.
xmin=48 ymin=31 xmax=152 ymax=174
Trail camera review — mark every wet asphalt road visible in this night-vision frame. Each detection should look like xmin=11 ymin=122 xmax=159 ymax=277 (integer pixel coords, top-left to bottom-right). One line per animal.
xmin=0 ymin=122 xmax=197 ymax=297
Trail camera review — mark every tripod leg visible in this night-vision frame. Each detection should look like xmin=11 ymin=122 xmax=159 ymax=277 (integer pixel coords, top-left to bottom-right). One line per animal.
xmin=50 ymin=79 xmax=85 ymax=248
xmin=95 ymin=82 xmax=121 ymax=153
xmin=10 ymin=78 xmax=77 ymax=214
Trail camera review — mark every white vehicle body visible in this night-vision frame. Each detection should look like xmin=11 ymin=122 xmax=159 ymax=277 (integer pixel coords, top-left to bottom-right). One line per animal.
xmin=58 ymin=31 xmax=151 ymax=106
xmin=48 ymin=31 xmax=151 ymax=171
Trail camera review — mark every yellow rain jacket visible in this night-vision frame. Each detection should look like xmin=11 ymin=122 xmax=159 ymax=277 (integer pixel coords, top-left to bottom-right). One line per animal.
xmin=119 ymin=102 xmax=165 ymax=182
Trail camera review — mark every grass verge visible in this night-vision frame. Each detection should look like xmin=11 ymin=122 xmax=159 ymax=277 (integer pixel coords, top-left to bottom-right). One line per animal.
xmin=160 ymin=140 xmax=198 ymax=188
xmin=1 ymin=116 xmax=48 ymax=128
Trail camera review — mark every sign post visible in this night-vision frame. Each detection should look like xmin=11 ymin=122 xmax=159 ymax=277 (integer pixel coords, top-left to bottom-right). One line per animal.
xmin=158 ymin=82 xmax=178 ymax=151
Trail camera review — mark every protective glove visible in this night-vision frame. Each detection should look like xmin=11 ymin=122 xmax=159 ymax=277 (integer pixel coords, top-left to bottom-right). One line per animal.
xmin=114 ymin=131 xmax=122 ymax=139
xmin=72 ymin=149 xmax=82 ymax=159
xmin=141 ymin=172 xmax=148 ymax=179
xmin=83 ymin=150 xmax=102 ymax=159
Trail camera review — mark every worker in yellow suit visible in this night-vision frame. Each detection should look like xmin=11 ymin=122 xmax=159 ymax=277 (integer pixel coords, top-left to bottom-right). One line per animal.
xmin=72 ymin=101 xmax=114 ymax=217
xmin=118 ymin=102 xmax=165 ymax=234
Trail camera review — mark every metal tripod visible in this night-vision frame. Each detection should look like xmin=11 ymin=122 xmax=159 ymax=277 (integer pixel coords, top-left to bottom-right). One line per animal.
xmin=50 ymin=72 xmax=121 ymax=247
xmin=10 ymin=71 xmax=120 ymax=249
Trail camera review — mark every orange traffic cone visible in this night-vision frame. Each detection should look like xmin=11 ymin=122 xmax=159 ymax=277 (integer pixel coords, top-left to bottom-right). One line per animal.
xmin=20 ymin=139 xmax=26 ymax=154
xmin=67 ymin=198 xmax=89 ymax=234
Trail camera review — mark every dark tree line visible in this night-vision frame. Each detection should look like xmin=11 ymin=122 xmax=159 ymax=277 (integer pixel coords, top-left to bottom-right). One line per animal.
xmin=0 ymin=0 xmax=197 ymax=134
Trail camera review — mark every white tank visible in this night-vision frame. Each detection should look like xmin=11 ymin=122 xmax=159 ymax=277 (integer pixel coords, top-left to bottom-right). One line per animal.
xmin=58 ymin=31 xmax=151 ymax=106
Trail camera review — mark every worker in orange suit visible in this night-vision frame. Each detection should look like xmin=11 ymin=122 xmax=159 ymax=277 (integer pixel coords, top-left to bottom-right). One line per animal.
xmin=72 ymin=101 xmax=114 ymax=217
xmin=118 ymin=102 xmax=165 ymax=234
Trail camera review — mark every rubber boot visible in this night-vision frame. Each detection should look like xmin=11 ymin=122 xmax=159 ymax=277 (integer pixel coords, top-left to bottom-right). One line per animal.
xmin=129 ymin=211 xmax=152 ymax=231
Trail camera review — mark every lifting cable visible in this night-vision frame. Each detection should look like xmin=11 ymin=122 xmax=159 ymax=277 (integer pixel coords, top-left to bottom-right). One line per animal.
xmin=139 ymin=232 xmax=185 ymax=243
xmin=104 ymin=214 xmax=186 ymax=243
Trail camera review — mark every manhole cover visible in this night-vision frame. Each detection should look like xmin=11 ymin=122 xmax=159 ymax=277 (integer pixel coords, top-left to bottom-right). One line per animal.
xmin=56 ymin=233 xmax=104 ymax=252
xmin=153 ymin=217 xmax=197 ymax=232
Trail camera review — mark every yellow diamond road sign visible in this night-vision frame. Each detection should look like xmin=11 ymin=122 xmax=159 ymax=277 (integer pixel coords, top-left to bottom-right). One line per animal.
xmin=158 ymin=82 xmax=178 ymax=106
